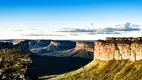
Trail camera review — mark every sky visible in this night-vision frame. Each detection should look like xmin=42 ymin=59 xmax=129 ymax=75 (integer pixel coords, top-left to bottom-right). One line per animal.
xmin=0 ymin=0 xmax=142 ymax=30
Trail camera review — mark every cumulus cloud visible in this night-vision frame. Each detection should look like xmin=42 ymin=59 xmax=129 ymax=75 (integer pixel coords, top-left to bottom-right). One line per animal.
xmin=58 ymin=22 xmax=141 ymax=34
xmin=0 ymin=22 xmax=141 ymax=40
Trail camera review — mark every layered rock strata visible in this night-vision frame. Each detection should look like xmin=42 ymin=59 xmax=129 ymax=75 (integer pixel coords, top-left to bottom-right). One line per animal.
xmin=94 ymin=38 xmax=142 ymax=61
xmin=76 ymin=41 xmax=94 ymax=52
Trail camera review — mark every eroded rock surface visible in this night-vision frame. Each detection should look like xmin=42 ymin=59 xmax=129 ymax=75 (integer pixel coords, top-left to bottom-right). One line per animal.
xmin=94 ymin=38 xmax=142 ymax=61
xmin=76 ymin=41 xmax=94 ymax=52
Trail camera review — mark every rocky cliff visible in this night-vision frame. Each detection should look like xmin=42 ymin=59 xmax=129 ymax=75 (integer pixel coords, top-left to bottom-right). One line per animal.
xmin=76 ymin=41 xmax=94 ymax=52
xmin=94 ymin=37 xmax=142 ymax=61
xmin=13 ymin=39 xmax=26 ymax=45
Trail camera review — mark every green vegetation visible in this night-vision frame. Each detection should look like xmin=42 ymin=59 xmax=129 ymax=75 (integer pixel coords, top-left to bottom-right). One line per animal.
xmin=41 ymin=60 xmax=142 ymax=80
xmin=72 ymin=50 xmax=93 ymax=59
xmin=0 ymin=48 xmax=31 ymax=79
xmin=45 ymin=49 xmax=93 ymax=59
xmin=31 ymin=50 xmax=93 ymax=77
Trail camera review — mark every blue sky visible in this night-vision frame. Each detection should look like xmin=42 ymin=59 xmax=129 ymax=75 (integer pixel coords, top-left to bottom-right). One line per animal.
xmin=0 ymin=0 xmax=142 ymax=30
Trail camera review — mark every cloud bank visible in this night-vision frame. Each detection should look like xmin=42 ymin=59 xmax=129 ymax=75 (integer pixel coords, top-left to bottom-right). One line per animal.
xmin=58 ymin=22 xmax=141 ymax=34
xmin=0 ymin=22 xmax=142 ymax=40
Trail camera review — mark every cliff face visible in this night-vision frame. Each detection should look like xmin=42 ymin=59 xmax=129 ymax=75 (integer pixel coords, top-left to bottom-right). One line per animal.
xmin=76 ymin=41 xmax=94 ymax=52
xmin=94 ymin=39 xmax=142 ymax=61
xmin=13 ymin=39 xmax=26 ymax=45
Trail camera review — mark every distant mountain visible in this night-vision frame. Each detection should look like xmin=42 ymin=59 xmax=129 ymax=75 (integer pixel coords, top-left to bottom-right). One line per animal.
xmin=29 ymin=40 xmax=51 ymax=49
xmin=0 ymin=40 xmax=13 ymax=43
xmin=13 ymin=40 xmax=30 ymax=52
xmin=30 ymin=40 xmax=76 ymax=54
xmin=42 ymin=49 xmax=93 ymax=59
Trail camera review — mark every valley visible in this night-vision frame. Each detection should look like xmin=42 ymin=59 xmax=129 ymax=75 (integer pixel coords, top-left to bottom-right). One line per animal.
xmin=0 ymin=37 xmax=142 ymax=80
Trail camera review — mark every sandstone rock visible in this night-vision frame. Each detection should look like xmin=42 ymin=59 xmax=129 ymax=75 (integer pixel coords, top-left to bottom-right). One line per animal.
xmin=94 ymin=41 xmax=115 ymax=61
xmin=131 ymin=42 xmax=142 ymax=60
xmin=94 ymin=38 xmax=142 ymax=61
xmin=76 ymin=41 xmax=94 ymax=52
xmin=13 ymin=39 xmax=25 ymax=45
xmin=117 ymin=43 xmax=131 ymax=59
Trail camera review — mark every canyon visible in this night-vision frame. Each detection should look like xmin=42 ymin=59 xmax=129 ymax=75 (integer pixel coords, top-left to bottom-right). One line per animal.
xmin=1 ymin=37 xmax=142 ymax=61
xmin=0 ymin=38 xmax=142 ymax=80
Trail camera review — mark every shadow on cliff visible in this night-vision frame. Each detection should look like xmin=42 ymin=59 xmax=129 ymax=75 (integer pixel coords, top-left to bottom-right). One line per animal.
xmin=31 ymin=54 xmax=93 ymax=77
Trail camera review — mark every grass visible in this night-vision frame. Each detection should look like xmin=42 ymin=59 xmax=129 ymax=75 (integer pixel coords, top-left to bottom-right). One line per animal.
xmin=40 ymin=59 xmax=142 ymax=80
xmin=31 ymin=51 xmax=93 ymax=77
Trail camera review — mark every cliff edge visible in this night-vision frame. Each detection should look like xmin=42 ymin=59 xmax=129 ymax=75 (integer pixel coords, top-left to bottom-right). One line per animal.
xmin=75 ymin=41 xmax=94 ymax=52
xmin=94 ymin=37 xmax=142 ymax=61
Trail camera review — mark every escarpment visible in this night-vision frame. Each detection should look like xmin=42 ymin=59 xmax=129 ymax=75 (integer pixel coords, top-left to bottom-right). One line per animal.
xmin=13 ymin=39 xmax=26 ymax=45
xmin=76 ymin=41 xmax=94 ymax=52
xmin=94 ymin=37 xmax=142 ymax=61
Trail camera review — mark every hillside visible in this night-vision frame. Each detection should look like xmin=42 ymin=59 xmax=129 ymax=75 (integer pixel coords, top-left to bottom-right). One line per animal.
xmin=42 ymin=60 xmax=142 ymax=80
xmin=40 ymin=37 xmax=142 ymax=80
xmin=42 ymin=49 xmax=93 ymax=59
xmin=29 ymin=40 xmax=51 ymax=49
xmin=31 ymin=49 xmax=93 ymax=77
xmin=0 ymin=48 xmax=35 ymax=79
xmin=13 ymin=40 xmax=30 ymax=52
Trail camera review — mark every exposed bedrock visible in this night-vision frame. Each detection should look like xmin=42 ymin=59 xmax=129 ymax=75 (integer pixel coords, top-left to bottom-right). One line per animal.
xmin=75 ymin=41 xmax=94 ymax=52
xmin=13 ymin=39 xmax=26 ymax=45
xmin=94 ymin=39 xmax=142 ymax=61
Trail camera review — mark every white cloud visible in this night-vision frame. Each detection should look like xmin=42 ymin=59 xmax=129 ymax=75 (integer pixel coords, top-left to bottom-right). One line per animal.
xmin=0 ymin=22 xmax=142 ymax=40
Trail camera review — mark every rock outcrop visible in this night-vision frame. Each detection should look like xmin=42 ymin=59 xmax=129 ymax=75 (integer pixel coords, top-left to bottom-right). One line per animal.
xmin=94 ymin=37 xmax=142 ymax=61
xmin=13 ymin=39 xmax=26 ymax=45
xmin=76 ymin=41 xmax=94 ymax=52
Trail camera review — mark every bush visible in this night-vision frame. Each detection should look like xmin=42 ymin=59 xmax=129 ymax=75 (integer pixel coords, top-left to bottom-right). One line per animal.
xmin=0 ymin=48 xmax=32 ymax=79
